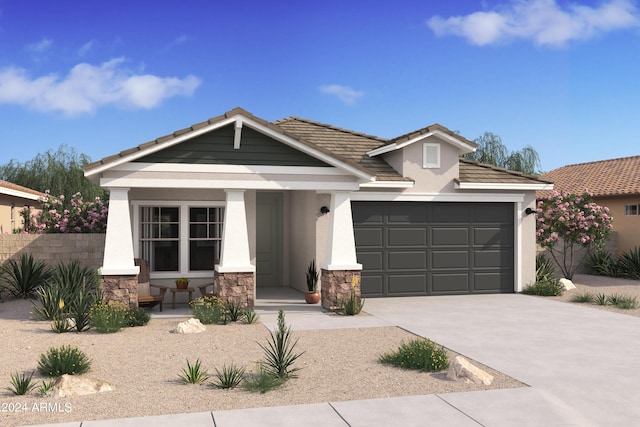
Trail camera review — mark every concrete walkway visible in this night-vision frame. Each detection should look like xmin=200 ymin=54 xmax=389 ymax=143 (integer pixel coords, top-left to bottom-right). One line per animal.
xmin=27 ymin=292 xmax=640 ymax=426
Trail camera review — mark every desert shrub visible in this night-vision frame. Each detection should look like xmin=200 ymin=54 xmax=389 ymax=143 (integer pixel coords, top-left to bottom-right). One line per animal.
xmin=6 ymin=371 xmax=36 ymax=395
xmin=178 ymin=359 xmax=209 ymax=385
xmin=243 ymin=309 xmax=259 ymax=324
xmin=258 ymin=309 xmax=304 ymax=379
xmin=379 ymin=338 xmax=449 ymax=372
xmin=211 ymin=364 xmax=245 ymax=389
xmin=38 ymin=345 xmax=91 ymax=377
xmin=585 ymin=250 xmax=621 ymax=277
xmin=89 ymin=301 xmax=130 ymax=333
xmin=535 ymin=254 xmax=556 ymax=282
xmin=521 ymin=279 xmax=564 ymax=296
xmin=608 ymin=294 xmax=638 ymax=309
xmin=127 ymin=307 xmax=151 ymax=327
xmin=225 ymin=299 xmax=244 ymax=322
xmin=338 ymin=290 xmax=365 ymax=315
xmin=51 ymin=315 xmax=73 ymax=333
xmin=618 ymin=247 xmax=640 ymax=280
xmin=190 ymin=296 xmax=225 ymax=324
xmin=571 ymin=292 xmax=594 ymax=304
xmin=0 ymin=254 xmax=51 ymax=298
xmin=37 ymin=379 xmax=55 ymax=396
xmin=594 ymin=293 xmax=609 ymax=306
xmin=242 ymin=367 xmax=285 ymax=393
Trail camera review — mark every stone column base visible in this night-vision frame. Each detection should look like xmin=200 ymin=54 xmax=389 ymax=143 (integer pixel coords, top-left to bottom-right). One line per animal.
xmin=213 ymin=271 xmax=255 ymax=308
xmin=101 ymin=275 xmax=138 ymax=309
xmin=320 ymin=269 xmax=362 ymax=310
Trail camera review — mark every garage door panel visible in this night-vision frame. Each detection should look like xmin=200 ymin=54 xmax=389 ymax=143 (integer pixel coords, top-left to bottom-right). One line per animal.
xmin=387 ymin=204 xmax=427 ymax=224
xmin=352 ymin=203 xmax=383 ymax=224
xmin=474 ymin=272 xmax=513 ymax=292
xmin=431 ymin=273 xmax=469 ymax=293
xmin=431 ymin=250 xmax=469 ymax=269
xmin=431 ymin=204 xmax=470 ymax=223
xmin=474 ymin=227 xmax=513 ymax=247
xmin=354 ymin=228 xmax=383 ymax=247
xmin=388 ymin=274 xmax=427 ymax=294
xmin=358 ymin=251 xmax=383 ymax=271
xmin=388 ymin=228 xmax=427 ymax=247
xmin=388 ymin=251 xmax=427 ymax=270
xmin=361 ymin=275 xmax=384 ymax=296
xmin=432 ymin=228 xmax=469 ymax=246
xmin=474 ymin=203 xmax=512 ymax=222
xmin=474 ymin=249 xmax=512 ymax=268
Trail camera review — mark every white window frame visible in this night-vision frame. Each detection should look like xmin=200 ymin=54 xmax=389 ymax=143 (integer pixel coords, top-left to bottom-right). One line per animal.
xmin=625 ymin=204 xmax=639 ymax=216
xmin=132 ymin=200 xmax=225 ymax=279
xmin=423 ymin=142 xmax=440 ymax=169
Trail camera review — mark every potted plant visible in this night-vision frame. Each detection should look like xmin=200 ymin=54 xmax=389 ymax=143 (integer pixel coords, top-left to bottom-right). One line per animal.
xmin=175 ymin=277 xmax=190 ymax=289
xmin=305 ymin=260 xmax=320 ymax=304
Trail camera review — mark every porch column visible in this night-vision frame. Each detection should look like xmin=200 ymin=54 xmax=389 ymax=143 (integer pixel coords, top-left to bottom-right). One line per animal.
xmin=214 ymin=190 xmax=255 ymax=307
xmin=321 ymin=191 xmax=362 ymax=309
xmin=100 ymin=188 xmax=139 ymax=308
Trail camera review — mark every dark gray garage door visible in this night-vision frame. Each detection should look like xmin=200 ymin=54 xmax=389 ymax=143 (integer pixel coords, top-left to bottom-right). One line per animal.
xmin=352 ymin=202 xmax=514 ymax=297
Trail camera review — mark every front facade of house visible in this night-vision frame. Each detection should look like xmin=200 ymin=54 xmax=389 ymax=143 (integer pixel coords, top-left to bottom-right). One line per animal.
xmin=539 ymin=156 xmax=640 ymax=256
xmin=0 ymin=180 xmax=43 ymax=234
xmin=85 ymin=108 xmax=552 ymax=308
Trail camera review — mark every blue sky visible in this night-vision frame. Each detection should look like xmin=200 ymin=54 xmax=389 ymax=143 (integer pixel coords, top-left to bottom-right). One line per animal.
xmin=1 ymin=0 xmax=639 ymax=173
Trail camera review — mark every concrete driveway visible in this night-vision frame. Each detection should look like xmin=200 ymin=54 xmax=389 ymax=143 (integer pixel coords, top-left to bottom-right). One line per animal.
xmin=363 ymin=294 xmax=640 ymax=426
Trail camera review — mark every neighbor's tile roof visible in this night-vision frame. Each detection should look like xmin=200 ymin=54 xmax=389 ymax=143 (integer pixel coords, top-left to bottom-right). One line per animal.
xmin=537 ymin=156 xmax=640 ymax=198
xmin=274 ymin=117 xmax=410 ymax=182
xmin=0 ymin=180 xmax=44 ymax=198
xmin=458 ymin=159 xmax=553 ymax=185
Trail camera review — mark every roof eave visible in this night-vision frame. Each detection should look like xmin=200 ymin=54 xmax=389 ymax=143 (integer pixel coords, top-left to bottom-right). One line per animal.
xmin=367 ymin=129 xmax=476 ymax=157
xmin=455 ymin=181 xmax=554 ymax=191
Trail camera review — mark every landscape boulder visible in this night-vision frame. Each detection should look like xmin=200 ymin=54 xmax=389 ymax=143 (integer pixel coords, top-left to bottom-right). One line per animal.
xmin=50 ymin=374 xmax=114 ymax=398
xmin=175 ymin=318 xmax=206 ymax=334
xmin=559 ymin=278 xmax=576 ymax=290
xmin=447 ymin=356 xmax=494 ymax=385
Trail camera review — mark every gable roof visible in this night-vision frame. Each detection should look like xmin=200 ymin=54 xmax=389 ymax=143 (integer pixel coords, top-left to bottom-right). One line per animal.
xmin=457 ymin=159 xmax=553 ymax=189
xmin=0 ymin=180 xmax=44 ymax=201
xmin=367 ymin=123 xmax=476 ymax=157
xmin=538 ymin=155 xmax=640 ymax=199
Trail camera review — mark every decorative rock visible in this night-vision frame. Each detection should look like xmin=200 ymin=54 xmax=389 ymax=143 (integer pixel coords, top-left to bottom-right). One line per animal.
xmin=559 ymin=278 xmax=576 ymax=290
xmin=447 ymin=356 xmax=494 ymax=385
xmin=51 ymin=374 xmax=114 ymax=398
xmin=174 ymin=318 xmax=206 ymax=334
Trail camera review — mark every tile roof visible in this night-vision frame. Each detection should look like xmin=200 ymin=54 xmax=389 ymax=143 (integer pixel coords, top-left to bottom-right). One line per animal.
xmin=389 ymin=123 xmax=477 ymax=148
xmin=538 ymin=155 xmax=640 ymax=198
xmin=458 ymin=159 xmax=553 ymax=185
xmin=0 ymin=179 xmax=44 ymax=198
xmin=273 ymin=117 xmax=410 ymax=182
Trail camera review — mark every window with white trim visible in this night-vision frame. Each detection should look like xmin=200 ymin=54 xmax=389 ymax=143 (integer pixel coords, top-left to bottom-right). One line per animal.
xmin=140 ymin=207 xmax=180 ymax=272
xmin=625 ymin=204 xmax=639 ymax=216
xmin=423 ymin=143 xmax=440 ymax=168
xmin=189 ymin=207 xmax=224 ymax=271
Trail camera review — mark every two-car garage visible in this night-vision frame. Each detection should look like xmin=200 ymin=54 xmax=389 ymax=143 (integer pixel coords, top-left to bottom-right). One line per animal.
xmin=352 ymin=201 xmax=515 ymax=297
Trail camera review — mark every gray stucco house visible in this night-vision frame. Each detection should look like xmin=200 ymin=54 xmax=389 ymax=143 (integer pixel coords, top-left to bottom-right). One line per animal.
xmin=84 ymin=107 xmax=552 ymax=308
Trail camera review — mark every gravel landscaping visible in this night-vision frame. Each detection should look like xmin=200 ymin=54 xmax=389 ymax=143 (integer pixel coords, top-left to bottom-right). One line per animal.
xmin=0 ymin=298 xmax=523 ymax=426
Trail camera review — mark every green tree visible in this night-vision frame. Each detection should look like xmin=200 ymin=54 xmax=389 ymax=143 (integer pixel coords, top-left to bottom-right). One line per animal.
xmin=463 ymin=132 xmax=541 ymax=175
xmin=0 ymin=145 xmax=106 ymax=205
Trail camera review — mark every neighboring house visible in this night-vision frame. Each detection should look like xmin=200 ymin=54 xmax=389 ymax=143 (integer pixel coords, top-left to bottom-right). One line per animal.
xmin=539 ymin=156 xmax=640 ymax=256
xmin=84 ymin=107 xmax=552 ymax=309
xmin=0 ymin=180 xmax=43 ymax=234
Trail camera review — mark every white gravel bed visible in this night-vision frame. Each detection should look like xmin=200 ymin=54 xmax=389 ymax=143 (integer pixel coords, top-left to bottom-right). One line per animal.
xmin=0 ymin=298 xmax=523 ymax=426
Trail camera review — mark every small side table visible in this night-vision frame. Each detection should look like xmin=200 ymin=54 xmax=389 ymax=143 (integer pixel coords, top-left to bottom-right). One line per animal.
xmin=170 ymin=287 xmax=195 ymax=309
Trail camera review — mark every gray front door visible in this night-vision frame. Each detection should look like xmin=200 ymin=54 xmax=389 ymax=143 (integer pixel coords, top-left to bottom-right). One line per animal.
xmin=353 ymin=201 xmax=514 ymax=297
xmin=256 ymin=192 xmax=283 ymax=287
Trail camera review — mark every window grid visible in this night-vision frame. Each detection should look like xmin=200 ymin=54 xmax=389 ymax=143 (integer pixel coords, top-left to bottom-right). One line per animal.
xmin=625 ymin=204 xmax=639 ymax=216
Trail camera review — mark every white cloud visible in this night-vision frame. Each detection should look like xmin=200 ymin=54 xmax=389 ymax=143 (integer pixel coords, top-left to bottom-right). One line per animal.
xmin=320 ymin=84 xmax=364 ymax=105
xmin=427 ymin=0 xmax=640 ymax=47
xmin=77 ymin=40 xmax=95 ymax=57
xmin=0 ymin=58 xmax=201 ymax=115
xmin=25 ymin=37 xmax=53 ymax=52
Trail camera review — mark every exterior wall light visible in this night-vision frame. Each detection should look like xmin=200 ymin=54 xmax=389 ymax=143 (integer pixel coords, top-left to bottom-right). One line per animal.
xmin=320 ymin=206 xmax=330 ymax=215
xmin=524 ymin=207 xmax=535 ymax=215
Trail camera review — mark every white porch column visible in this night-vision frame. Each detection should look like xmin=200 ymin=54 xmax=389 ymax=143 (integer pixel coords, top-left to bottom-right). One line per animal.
xmin=216 ymin=190 xmax=255 ymax=273
xmin=324 ymin=191 xmax=362 ymax=271
xmin=100 ymin=188 xmax=139 ymax=276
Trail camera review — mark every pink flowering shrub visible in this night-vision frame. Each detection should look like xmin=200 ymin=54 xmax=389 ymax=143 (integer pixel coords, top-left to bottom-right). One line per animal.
xmin=536 ymin=190 xmax=613 ymax=280
xmin=20 ymin=190 xmax=108 ymax=234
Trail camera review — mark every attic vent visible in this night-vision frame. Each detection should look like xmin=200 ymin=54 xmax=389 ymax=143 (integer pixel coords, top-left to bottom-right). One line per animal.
xmin=423 ymin=143 xmax=440 ymax=169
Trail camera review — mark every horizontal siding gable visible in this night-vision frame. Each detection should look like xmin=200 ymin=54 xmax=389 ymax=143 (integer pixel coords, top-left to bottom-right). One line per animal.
xmin=134 ymin=125 xmax=331 ymax=167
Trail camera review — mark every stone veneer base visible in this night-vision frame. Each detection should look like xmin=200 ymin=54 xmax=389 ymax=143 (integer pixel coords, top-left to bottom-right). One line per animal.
xmin=213 ymin=271 xmax=255 ymax=308
xmin=320 ymin=269 xmax=362 ymax=310
xmin=101 ymin=275 xmax=138 ymax=309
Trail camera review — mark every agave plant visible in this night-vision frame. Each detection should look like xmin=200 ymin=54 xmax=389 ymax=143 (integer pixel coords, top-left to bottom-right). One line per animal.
xmin=618 ymin=247 xmax=640 ymax=280
xmin=0 ymin=254 xmax=51 ymax=298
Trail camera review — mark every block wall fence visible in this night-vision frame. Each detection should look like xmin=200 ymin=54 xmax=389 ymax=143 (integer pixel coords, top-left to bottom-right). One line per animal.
xmin=0 ymin=234 xmax=105 ymax=268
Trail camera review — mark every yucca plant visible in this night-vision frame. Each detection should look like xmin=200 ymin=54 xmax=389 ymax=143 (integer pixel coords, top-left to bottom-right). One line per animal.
xmin=225 ymin=299 xmax=244 ymax=322
xmin=257 ymin=309 xmax=304 ymax=379
xmin=243 ymin=309 xmax=259 ymax=324
xmin=0 ymin=253 xmax=51 ymax=298
xmin=535 ymin=254 xmax=556 ymax=282
xmin=37 ymin=379 xmax=55 ymax=396
xmin=32 ymin=285 xmax=67 ymax=321
xmin=178 ymin=359 xmax=209 ymax=385
xmin=339 ymin=290 xmax=365 ymax=315
xmin=6 ymin=371 xmax=36 ymax=395
xmin=211 ymin=364 xmax=245 ymax=389
xmin=618 ymin=247 xmax=640 ymax=280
